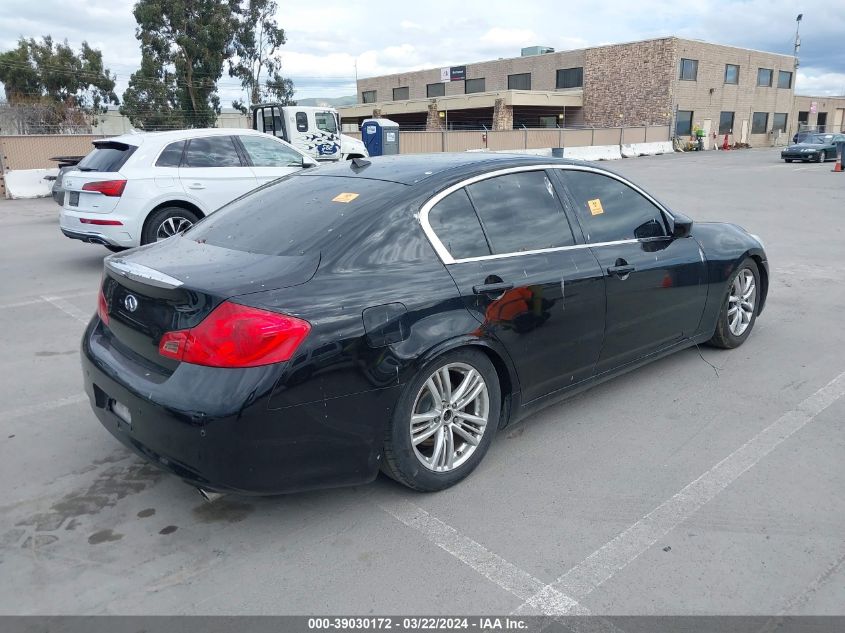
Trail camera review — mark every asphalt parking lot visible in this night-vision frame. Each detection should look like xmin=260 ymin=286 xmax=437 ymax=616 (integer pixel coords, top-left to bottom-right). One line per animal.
xmin=1 ymin=147 xmax=843 ymax=616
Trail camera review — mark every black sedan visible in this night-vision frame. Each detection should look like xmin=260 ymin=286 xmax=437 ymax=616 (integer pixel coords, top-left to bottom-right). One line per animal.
xmin=82 ymin=154 xmax=768 ymax=495
xmin=780 ymin=133 xmax=842 ymax=162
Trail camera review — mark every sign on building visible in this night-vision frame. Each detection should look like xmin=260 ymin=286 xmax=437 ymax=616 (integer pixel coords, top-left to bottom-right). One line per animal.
xmin=440 ymin=66 xmax=467 ymax=82
xmin=810 ymin=101 xmax=818 ymax=114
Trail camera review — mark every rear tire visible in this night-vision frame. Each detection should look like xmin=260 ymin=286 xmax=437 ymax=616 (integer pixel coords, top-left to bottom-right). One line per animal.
xmin=707 ymin=258 xmax=760 ymax=349
xmin=141 ymin=207 xmax=199 ymax=245
xmin=381 ymin=349 xmax=500 ymax=491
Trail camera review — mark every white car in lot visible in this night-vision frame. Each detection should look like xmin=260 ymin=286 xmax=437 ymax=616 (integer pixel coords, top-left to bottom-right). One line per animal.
xmin=59 ymin=128 xmax=317 ymax=250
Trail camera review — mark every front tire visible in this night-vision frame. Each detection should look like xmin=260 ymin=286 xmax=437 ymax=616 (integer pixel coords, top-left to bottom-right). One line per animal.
xmin=381 ymin=349 xmax=500 ymax=491
xmin=784 ymin=159 xmax=793 ymax=163
xmin=707 ymin=258 xmax=760 ymax=349
xmin=141 ymin=207 xmax=199 ymax=245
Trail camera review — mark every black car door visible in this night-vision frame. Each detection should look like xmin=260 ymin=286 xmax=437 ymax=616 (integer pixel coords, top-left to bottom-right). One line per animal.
xmin=424 ymin=169 xmax=606 ymax=403
xmin=557 ymin=168 xmax=707 ymax=374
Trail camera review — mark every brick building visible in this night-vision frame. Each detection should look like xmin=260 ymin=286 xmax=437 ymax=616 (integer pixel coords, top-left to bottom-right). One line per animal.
xmin=340 ymin=36 xmax=838 ymax=146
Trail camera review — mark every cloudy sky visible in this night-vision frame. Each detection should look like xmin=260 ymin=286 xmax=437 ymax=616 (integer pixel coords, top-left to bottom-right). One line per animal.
xmin=1 ymin=0 xmax=843 ymax=105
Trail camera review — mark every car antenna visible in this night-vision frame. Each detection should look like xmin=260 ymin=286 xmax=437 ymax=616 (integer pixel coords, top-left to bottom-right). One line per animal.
xmin=351 ymin=157 xmax=371 ymax=170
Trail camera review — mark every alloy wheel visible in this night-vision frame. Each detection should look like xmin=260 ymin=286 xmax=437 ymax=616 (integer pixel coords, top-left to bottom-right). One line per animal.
xmin=727 ymin=268 xmax=756 ymax=336
xmin=410 ymin=362 xmax=490 ymax=472
xmin=156 ymin=216 xmax=194 ymax=241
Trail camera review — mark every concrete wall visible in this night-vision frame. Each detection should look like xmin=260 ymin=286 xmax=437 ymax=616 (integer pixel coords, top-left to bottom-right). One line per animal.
xmin=344 ymin=126 xmax=670 ymax=155
xmin=672 ymin=39 xmax=796 ymax=146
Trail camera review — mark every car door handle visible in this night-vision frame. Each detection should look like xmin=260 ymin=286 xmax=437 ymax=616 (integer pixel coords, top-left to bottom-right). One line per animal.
xmin=607 ymin=264 xmax=636 ymax=276
xmin=187 ymin=183 xmax=206 ymax=190
xmin=473 ymin=282 xmax=514 ymax=295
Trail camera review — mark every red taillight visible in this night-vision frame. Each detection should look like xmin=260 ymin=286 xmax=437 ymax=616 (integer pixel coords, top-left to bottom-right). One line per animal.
xmin=97 ymin=288 xmax=110 ymax=326
xmin=82 ymin=179 xmax=126 ymax=197
xmin=80 ymin=218 xmax=124 ymax=226
xmin=158 ymin=301 xmax=310 ymax=368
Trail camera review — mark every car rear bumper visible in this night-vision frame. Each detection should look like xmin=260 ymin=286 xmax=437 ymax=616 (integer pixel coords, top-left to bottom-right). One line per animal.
xmin=82 ymin=319 xmax=395 ymax=495
xmin=60 ymin=207 xmax=139 ymax=247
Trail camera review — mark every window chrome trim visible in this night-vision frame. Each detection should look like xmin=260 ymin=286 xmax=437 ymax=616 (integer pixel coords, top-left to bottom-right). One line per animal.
xmin=418 ymin=163 xmax=674 ymax=265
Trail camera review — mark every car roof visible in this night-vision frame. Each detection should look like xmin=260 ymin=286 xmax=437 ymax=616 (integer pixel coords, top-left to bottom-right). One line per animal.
xmin=101 ymin=127 xmax=274 ymax=148
xmin=299 ymin=153 xmax=591 ymax=186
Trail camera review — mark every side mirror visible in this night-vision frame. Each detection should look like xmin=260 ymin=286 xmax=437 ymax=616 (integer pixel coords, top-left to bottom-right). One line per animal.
xmin=669 ymin=211 xmax=694 ymax=238
xmin=302 ymin=156 xmax=318 ymax=169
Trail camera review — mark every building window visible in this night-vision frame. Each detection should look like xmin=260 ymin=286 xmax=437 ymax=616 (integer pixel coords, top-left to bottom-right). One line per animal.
xmin=426 ymin=82 xmax=445 ymax=98
xmin=465 ymin=78 xmax=485 ymax=94
xmin=556 ymin=67 xmax=583 ymax=89
xmin=676 ymin=110 xmax=693 ymax=136
xmin=817 ymin=112 xmax=828 ymax=131
xmin=777 ymin=70 xmax=793 ymax=89
xmin=757 ymin=68 xmax=773 ymax=87
xmin=508 ymin=73 xmax=531 ymax=90
xmin=679 ymin=58 xmax=698 ymax=81
xmin=362 ymin=90 xmax=376 ymax=103
xmin=752 ymin=112 xmax=769 ymax=134
xmin=718 ymin=111 xmax=735 ymax=135
xmin=724 ymin=64 xmax=739 ymax=84
xmin=797 ymin=111 xmax=809 ymax=125
xmin=772 ymin=113 xmax=788 ymax=133
xmin=392 ymin=86 xmax=409 ymax=101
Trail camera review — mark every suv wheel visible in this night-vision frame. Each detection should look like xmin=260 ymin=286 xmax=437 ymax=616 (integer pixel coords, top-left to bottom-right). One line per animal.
xmin=142 ymin=207 xmax=199 ymax=245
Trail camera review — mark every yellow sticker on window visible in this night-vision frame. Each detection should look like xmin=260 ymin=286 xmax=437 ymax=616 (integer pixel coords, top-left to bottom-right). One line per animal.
xmin=587 ymin=198 xmax=604 ymax=215
xmin=332 ymin=192 xmax=360 ymax=203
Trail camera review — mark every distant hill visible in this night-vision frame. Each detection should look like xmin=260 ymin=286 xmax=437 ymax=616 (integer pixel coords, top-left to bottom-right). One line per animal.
xmin=296 ymin=96 xmax=357 ymax=107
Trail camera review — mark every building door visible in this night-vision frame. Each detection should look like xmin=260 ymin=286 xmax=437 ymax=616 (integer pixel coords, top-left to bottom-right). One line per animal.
xmin=702 ymin=119 xmax=712 ymax=149
xmin=835 ymin=109 xmax=844 ymax=132
xmin=817 ymin=112 xmax=828 ymax=132
xmin=740 ymin=119 xmax=749 ymax=144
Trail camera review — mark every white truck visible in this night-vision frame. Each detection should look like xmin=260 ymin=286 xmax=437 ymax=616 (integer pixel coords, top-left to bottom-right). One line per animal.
xmin=251 ymin=104 xmax=368 ymax=161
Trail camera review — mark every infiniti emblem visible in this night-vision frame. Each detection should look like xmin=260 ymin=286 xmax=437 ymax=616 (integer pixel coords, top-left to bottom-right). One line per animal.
xmin=124 ymin=294 xmax=139 ymax=312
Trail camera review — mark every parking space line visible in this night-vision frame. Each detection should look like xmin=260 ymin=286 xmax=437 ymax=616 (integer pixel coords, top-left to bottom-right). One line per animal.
xmin=0 ymin=289 xmax=91 ymax=310
xmin=40 ymin=295 xmax=91 ymax=325
xmin=511 ymin=369 xmax=845 ymax=616
xmin=0 ymin=393 xmax=88 ymax=423
xmin=776 ymin=548 xmax=845 ymax=615
xmin=378 ymin=499 xmax=590 ymax=616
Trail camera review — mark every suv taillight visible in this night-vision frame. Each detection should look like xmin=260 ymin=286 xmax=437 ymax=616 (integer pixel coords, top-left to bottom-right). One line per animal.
xmin=158 ymin=301 xmax=310 ymax=368
xmin=82 ymin=179 xmax=127 ymax=197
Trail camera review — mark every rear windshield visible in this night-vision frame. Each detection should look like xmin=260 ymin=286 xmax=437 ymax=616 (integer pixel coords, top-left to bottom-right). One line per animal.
xmin=185 ymin=174 xmax=408 ymax=256
xmin=77 ymin=142 xmax=135 ymax=172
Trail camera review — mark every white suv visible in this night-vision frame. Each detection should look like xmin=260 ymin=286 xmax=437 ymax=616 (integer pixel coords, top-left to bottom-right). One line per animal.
xmin=59 ymin=128 xmax=316 ymax=250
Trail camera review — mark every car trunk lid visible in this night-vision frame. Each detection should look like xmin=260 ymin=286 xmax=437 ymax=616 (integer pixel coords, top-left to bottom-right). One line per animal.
xmin=100 ymin=237 xmax=319 ymax=370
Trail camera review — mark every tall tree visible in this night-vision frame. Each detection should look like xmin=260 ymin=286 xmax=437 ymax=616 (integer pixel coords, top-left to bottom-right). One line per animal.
xmin=121 ymin=0 xmax=238 ymax=129
xmin=229 ymin=0 xmax=295 ymax=112
xmin=0 ymin=36 xmax=117 ymax=132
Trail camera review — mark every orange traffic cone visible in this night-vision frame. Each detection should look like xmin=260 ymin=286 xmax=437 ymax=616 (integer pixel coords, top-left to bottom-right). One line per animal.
xmin=834 ymin=149 xmax=843 ymax=172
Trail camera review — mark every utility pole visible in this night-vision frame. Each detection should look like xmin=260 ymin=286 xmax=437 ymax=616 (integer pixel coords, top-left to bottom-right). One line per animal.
xmin=794 ymin=14 xmax=802 ymax=70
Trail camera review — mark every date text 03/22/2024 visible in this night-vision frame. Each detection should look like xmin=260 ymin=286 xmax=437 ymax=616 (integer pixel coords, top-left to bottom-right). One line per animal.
xmin=307 ymin=617 xmax=528 ymax=630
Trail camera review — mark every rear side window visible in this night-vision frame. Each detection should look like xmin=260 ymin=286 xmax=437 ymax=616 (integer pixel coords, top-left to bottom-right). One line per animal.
xmin=563 ymin=171 xmax=667 ymax=243
xmin=77 ymin=142 xmax=135 ymax=172
xmin=296 ymin=112 xmax=308 ymax=132
xmin=466 ymin=171 xmax=574 ymax=254
xmin=155 ymin=141 xmax=185 ymax=167
xmin=186 ymin=175 xmax=408 ymax=256
xmin=428 ymin=189 xmax=491 ymax=260
xmin=239 ymin=135 xmax=303 ymax=167
xmin=183 ymin=136 xmax=242 ymax=168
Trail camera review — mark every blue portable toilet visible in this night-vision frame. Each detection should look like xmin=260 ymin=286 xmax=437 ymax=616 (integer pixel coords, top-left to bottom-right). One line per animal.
xmin=361 ymin=118 xmax=400 ymax=156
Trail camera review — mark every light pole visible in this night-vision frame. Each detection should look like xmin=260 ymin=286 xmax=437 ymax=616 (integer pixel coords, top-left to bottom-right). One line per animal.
xmin=794 ymin=14 xmax=802 ymax=70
